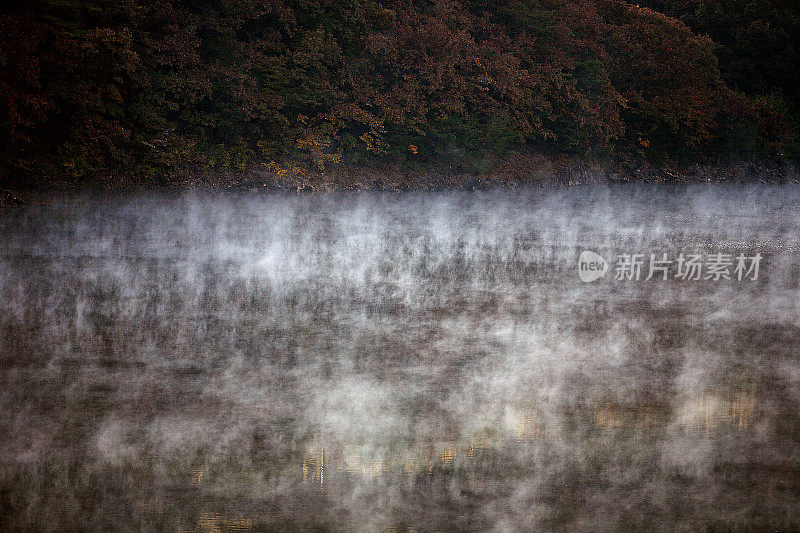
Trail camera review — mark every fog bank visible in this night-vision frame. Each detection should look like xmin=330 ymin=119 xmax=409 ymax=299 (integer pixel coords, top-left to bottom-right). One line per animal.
xmin=1 ymin=185 xmax=799 ymax=531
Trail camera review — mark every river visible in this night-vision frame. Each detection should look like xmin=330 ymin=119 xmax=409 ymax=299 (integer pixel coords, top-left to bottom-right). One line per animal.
xmin=1 ymin=185 xmax=799 ymax=531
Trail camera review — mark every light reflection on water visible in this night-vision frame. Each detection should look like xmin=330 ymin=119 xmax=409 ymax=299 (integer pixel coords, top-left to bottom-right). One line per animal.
xmin=0 ymin=185 xmax=799 ymax=531
xmin=298 ymin=389 xmax=755 ymax=486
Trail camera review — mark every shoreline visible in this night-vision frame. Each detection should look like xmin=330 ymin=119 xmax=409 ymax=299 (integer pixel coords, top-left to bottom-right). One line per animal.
xmin=2 ymin=159 xmax=798 ymax=207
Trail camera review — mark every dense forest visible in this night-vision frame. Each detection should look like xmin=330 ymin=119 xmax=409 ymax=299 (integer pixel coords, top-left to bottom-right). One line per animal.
xmin=1 ymin=0 xmax=798 ymax=188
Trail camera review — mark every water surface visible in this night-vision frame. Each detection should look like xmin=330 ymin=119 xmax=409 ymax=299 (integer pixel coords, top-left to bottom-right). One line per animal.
xmin=1 ymin=186 xmax=799 ymax=531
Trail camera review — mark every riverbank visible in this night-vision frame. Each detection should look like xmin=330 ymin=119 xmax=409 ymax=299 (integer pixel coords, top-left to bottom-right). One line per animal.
xmin=2 ymin=157 xmax=798 ymax=208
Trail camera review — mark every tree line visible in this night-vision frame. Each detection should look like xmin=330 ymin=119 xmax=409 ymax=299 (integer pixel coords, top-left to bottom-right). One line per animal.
xmin=1 ymin=0 xmax=797 ymax=186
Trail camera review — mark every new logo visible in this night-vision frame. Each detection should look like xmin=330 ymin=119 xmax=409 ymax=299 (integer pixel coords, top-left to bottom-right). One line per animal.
xmin=578 ymin=250 xmax=608 ymax=282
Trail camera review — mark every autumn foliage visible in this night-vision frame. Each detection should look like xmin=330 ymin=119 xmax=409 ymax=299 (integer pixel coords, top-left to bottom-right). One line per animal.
xmin=0 ymin=0 xmax=796 ymax=185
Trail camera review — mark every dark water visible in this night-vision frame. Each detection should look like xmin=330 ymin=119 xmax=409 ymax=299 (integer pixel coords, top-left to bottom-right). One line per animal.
xmin=1 ymin=186 xmax=799 ymax=531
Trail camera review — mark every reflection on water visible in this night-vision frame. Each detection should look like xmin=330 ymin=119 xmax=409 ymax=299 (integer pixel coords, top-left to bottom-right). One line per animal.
xmin=1 ymin=185 xmax=799 ymax=531
xmin=193 ymin=513 xmax=250 ymax=533
xmin=299 ymin=389 xmax=756 ymax=486
xmin=676 ymin=390 xmax=756 ymax=434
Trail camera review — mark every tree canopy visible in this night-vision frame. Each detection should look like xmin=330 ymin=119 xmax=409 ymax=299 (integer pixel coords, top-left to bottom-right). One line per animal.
xmin=1 ymin=0 xmax=796 ymax=186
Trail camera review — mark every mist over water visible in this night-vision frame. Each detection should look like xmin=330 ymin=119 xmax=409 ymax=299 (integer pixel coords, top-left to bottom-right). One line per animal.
xmin=1 ymin=185 xmax=800 ymax=531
